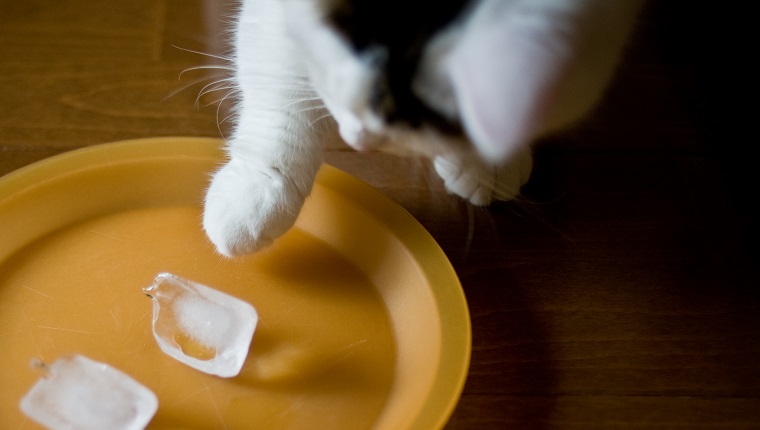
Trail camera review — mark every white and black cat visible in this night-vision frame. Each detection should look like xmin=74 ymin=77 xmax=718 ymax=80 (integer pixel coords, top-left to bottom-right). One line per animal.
xmin=202 ymin=0 xmax=646 ymax=257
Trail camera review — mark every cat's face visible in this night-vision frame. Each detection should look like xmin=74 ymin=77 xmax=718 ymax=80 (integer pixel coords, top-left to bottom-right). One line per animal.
xmin=282 ymin=0 xmax=643 ymax=165
xmin=282 ymin=0 xmax=481 ymax=160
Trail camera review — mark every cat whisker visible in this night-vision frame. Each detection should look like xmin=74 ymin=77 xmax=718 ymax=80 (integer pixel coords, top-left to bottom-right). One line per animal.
xmin=196 ymin=79 xmax=237 ymax=102
xmin=278 ymin=96 xmax=323 ymax=111
xmin=164 ymin=66 xmax=234 ymax=102
xmin=293 ymin=105 xmax=327 ymax=115
xmin=308 ymin=111 xmax=334 ymax=127
xmin=199 ymin=86 xmax=238 ymax=104
xmin=215 ymin=89 xmax=238 ymax=139
xmin=219 ymin=112 xmax=237 ymax=125
xmin=489 ymin=180 xmax=523 ymax=200
xmin=286 ymin=101 xmax=326 ymax=115
xmin=244 ymin=73 xmax=309 ymax=83
xmin=164 ymin=74 xmax=227 ymax=102
xmin=200 ymin=92 xmax=238 ymax=109
xmin=232 ymin=86 xmax=313 ymax=95
xmin=462 ymin=203 xmax=476 ymax=259
xmin=171 ymin=44 xmax=233 ymax=63
xmin=199 ymin=81 xmax=236 ymax=96
xmin=178 ymin=64 xmax=234 ymax=79
xmin=196 ymin=80 xmax=238 ymax=106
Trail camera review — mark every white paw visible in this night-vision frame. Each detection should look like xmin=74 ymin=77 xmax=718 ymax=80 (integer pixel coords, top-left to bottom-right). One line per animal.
xmin=203 ymin=160 xmax=307 ymax=257
xmin=433 ymin=147 xmax=532 ymax=206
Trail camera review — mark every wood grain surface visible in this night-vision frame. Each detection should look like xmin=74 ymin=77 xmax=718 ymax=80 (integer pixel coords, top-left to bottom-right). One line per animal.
xmin=1 ymin=0 xmax=757 ymax=428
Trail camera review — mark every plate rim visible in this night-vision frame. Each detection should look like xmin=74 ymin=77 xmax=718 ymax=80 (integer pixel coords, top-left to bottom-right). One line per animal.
xmin=0 ymin=136 xmax=471 ymax=429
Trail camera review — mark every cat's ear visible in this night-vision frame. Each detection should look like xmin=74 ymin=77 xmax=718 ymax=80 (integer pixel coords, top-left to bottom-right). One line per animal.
xmin=447 ymin=9 xmax=573 ymax=163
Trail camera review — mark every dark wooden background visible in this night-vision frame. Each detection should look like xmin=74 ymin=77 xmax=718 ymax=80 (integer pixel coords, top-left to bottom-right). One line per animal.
xmin=1 ymin=0 xmax=757 ymax=428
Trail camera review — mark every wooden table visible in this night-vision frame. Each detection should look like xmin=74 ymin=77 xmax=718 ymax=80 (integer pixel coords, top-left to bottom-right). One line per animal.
xmin=1 ymin=1 xmax=757 ymax=428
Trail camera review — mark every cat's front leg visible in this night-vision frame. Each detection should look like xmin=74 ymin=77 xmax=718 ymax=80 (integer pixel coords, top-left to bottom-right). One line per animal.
xmin=203 ymin=80 xmax=328 ymax=257
xmin=433 ymin=146 xmax=533 ymax=206
xmin=202 ymin=0 xmax=327 ymax=257
xmin=203 ymin=138 xmax=323 ymax=257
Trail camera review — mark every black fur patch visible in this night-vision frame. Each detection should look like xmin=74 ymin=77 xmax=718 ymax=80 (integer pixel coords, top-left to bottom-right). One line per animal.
xmin=326 ymin=0 xmax=471 ymax=133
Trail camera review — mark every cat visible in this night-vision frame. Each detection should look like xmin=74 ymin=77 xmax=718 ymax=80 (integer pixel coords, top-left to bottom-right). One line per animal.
xmin=202 ymin=0 xmax=647 ymax=257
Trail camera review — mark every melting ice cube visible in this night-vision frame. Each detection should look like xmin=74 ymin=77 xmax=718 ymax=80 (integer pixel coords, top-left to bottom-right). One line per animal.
xmin=143 ymin=273 xmax=258 ymax=377
xmin=19 ymin=354 xmax=158 ymax=430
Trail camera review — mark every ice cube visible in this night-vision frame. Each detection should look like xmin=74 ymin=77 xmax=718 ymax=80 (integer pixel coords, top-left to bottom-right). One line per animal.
xmin=19 ymin=354 xmax=158 ymax=430
xmin=143 ymin=273 xmax=258 ymax=377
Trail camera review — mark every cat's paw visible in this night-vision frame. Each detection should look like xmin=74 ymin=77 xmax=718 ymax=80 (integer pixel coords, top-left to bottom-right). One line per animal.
xmin=433 ymin=147 xmax=532 ymax=206
xmin=203 ymin=160 xmax=306 ymax=257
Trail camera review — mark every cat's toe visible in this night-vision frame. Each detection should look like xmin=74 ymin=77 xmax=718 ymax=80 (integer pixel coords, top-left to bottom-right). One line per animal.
xmin=433 ymin=149 xmax=532 ymax=206
xmin=203 ymin=161 xmax=305 ymax=257
xmin=434 ymin=155 xmax=496 ymax=205
xmin=434 ymin=156 xmax=482 ymax=205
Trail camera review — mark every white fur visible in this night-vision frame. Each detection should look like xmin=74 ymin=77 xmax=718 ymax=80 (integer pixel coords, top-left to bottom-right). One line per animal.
xmin=203 ymin=0 xmax=326 ymax=257
xmin=203 ymin=0 xmax=645 ymax=257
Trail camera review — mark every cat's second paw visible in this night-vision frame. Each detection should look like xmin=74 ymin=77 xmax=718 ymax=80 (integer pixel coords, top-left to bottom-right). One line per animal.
xmin=203 ymin=160 xmax=306 ymax=257
xmin=433 ymin=148 xmax=532 ymax=206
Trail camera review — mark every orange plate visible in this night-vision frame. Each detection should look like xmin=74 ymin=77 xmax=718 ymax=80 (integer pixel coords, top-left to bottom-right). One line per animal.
xmin=0 ymin=137 xmax=470 ymax=429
